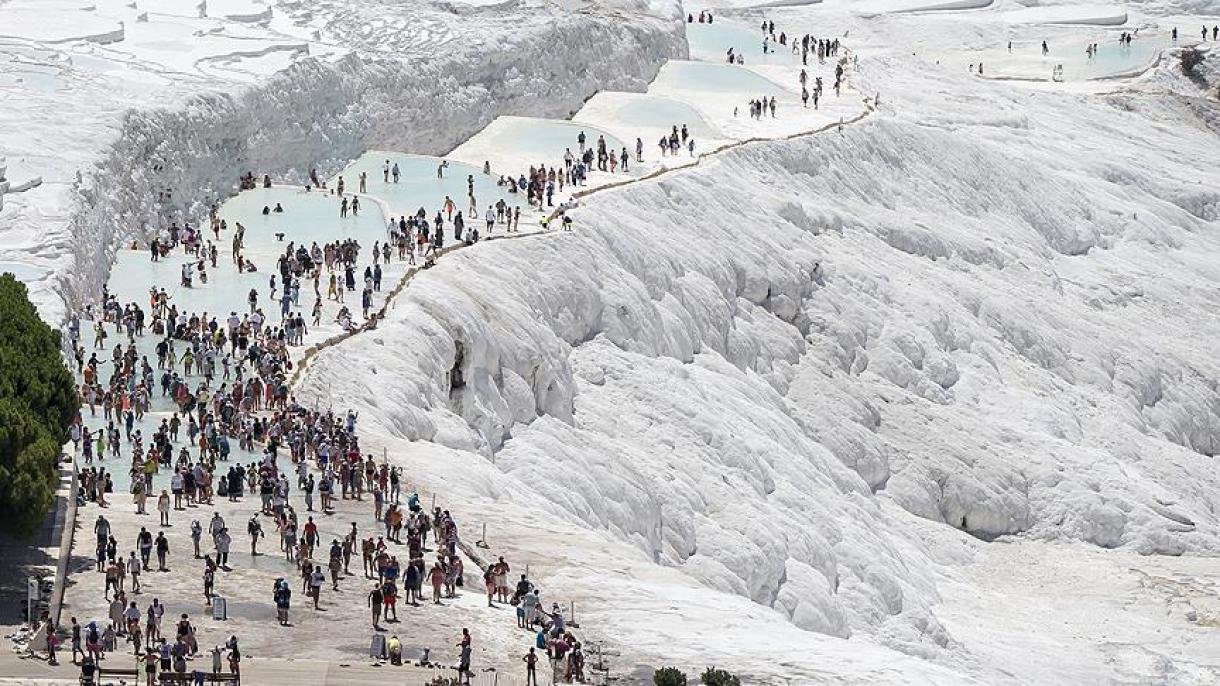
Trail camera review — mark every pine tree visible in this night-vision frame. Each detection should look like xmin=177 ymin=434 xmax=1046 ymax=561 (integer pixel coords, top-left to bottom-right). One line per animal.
xmin=654 ymin=666 xmax=688 ymax=686
xmin=0 ymin=274 xmax=77 ymax=535
xmin=700 ymin=667 xmax=741 ymax=686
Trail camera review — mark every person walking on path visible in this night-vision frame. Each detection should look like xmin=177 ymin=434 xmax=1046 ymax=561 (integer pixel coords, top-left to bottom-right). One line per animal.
xmin=248 ymin=516 xmax=264 ymax=555
xmin=456 ymin=628 xmax=472 ymax=686
xmin=127 ymin=551 xmax=142 ymax=593
xmin=190 ymin=520 xmax=202 ymax=559
xmin=155 ymin=532 xmax=169 ymax=571
xmin=368 ymin=584 xmax=383 ymax=629
xmin=70 ymin=617 xmax=83 ymax=664
xmin=523 ymin=647 xmax=539 ymax=686
xmin=273 ymin=579 xmax=291 ymax=626
xmin=215 ymin=527 xmax=232 ymax=568
xmin=309 ymin=565 xmax=325 ymax=610
xmin=138 ymin=528 xmax=153 ymax=570
xmin=158 ymin=490 xmax=171 ymax=526
xmin=45 ymin=621 xmax=59 ymax=665
xmin=430 ymin=562 xmax=445 ymax=604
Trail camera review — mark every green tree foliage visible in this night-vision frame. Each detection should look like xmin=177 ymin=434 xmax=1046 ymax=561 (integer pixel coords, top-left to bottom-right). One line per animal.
xmin=654 ymin=666 xmax=688 ymax=686
xmin=700 ymin=667 xmax=741 ymax=686
xmin=0 ymin=274 xmax=76 ymax=536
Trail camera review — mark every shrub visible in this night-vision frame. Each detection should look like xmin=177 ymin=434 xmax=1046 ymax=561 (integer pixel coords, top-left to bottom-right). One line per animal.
xmin=701 ymin=667 xmax=741 ymax=686
xmin=1181 ymin=47 xmax=1203 ymax=76
xmin=0 ymin=274 xmax=76 ymax=536
xmin=654 ymin=666 xmax=688 ymax=686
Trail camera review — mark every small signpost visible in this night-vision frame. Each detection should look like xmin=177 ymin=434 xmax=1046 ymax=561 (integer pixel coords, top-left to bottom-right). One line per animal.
xmin=212 ymin=596 xmax=228 ymax=620
xmin=26 ymin=577 xmax=38 ymax=627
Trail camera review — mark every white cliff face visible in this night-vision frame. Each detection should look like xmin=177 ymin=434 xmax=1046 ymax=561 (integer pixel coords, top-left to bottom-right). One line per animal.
xmin=0 ymin=157 xmax=8 ymax=209
xmin=295 ymin=32 xmax=1220 ymax=682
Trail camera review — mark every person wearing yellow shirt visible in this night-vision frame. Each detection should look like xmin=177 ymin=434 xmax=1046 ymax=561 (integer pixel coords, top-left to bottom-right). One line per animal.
xmin=387 ymin=635 xmax=402 ymax=665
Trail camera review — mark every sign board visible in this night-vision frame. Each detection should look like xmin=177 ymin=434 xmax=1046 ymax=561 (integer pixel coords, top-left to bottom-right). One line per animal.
xmin=369 ymin=633 xmax=386 ymax=659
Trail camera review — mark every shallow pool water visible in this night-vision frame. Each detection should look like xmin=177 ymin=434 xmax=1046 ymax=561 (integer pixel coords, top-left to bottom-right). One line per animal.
xmin=1068 ymin=34 xmax=1169 ymax=78
xmin=108 ymin=252 xmax=266 ymax=327
xmin=0 ymin=54 xmax=65 ymax=92
xmin=218 ymin=186 xmax=387 ymax=249
xmin=472 ymin=117 xmax=628 ymax=165
xmin=105 ymin=186 xmax=388 ymax=347
xmin=652 ymin=60 xmax=789 ymax=95
xmin=0 ymin=260 xmax=46 ymax=282
xmin=85 ymin=179 xmax=407 ymax=493
xmin=333 ymin=153 xmax=525 ymax=218
xmin=78 ymin=408 xmax=298 ymax=495
xmin=978 ymin=33 xmax=1172 ymax=81
xmin=75 ymin=147 xmax=535 ymax=496
xmin=0 ymin=71 xmax=64 ymax=91
xmin=69 ymin=52 xmax=125 ymax=74
xmin=686 ymin=20 xmax=796 ymax=66
xmin=595 ymin=94 xmax=721 ymax=138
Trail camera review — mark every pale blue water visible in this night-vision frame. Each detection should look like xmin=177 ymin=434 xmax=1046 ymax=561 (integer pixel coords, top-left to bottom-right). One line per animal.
xmin=1060 ymin=35 xmax=1170 ymax=79
xmin=103 ymin=187 xmax=387 ymax=344
xmin=484 ymin=118 xmax=627 ymax=164
xmin=218 ymin=186 xmax=386 ymax=247
xmin=0 ymin=65 xmax=65 ymax=92
xmin=0 ymin=45 xmax=66 ymax=91
xmin=84 ymin=152 xmax=528 ymax=496
xmin=0 ymin=260 xmax=46 ymax=282
xmin=90 ymin=214 xmax=342 ymax=491
xmin=333 ymin=153 xmax=525 ymax=217
xmin=653 ymin=61 xmax=788 ymax=94
xmin=69 ymin=53 xmax=126 ymax=74
xmin=88 ymin=182 xmax=397 ymax=492
xmin=608 ymin=95 xmax=720 ymax=138
xmin=686 ymin=20 xmax=795 ymax=66
xmin=994 ymin=34 xmax=1174 ymax=81
xmin=105 ymin=186 xmax=389 ymax=330
xmin=108 ymin=251 xmax=267 ymax=321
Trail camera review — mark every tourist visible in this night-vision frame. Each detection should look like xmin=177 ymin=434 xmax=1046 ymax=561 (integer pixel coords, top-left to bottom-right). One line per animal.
xmin=155 ymin=532 xmax=169 ymax=571
xmin=368 ymin=583 xmax=383 ymax=629
xmin=215 ymin=527 xmax=232 ymax=568
xmin=70 ymin=617 xmax=83 ymax=664
xmin=456 ymin=628 xmax=473 ymax=685
xmin=274 ymin=579 xmax=291 ymax=626
xmin=157 ymin=489 xmax=170 ymax=526
xmin=309 ymin=565 xmax=325 ymax=609
xmin=523 ymin=647 xmax=539 ymax=686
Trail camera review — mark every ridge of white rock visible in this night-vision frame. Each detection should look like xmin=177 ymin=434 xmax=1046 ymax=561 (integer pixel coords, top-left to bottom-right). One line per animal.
xmin=293 ymin=24 xmax=1220 ymax=681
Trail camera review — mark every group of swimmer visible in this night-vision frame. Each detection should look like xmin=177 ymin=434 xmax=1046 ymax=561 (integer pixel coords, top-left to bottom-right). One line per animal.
xmin=968 ymin=25 xmax=1209 ymax=80
xmin=723 ymin=21 xmax=841 ymax=70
